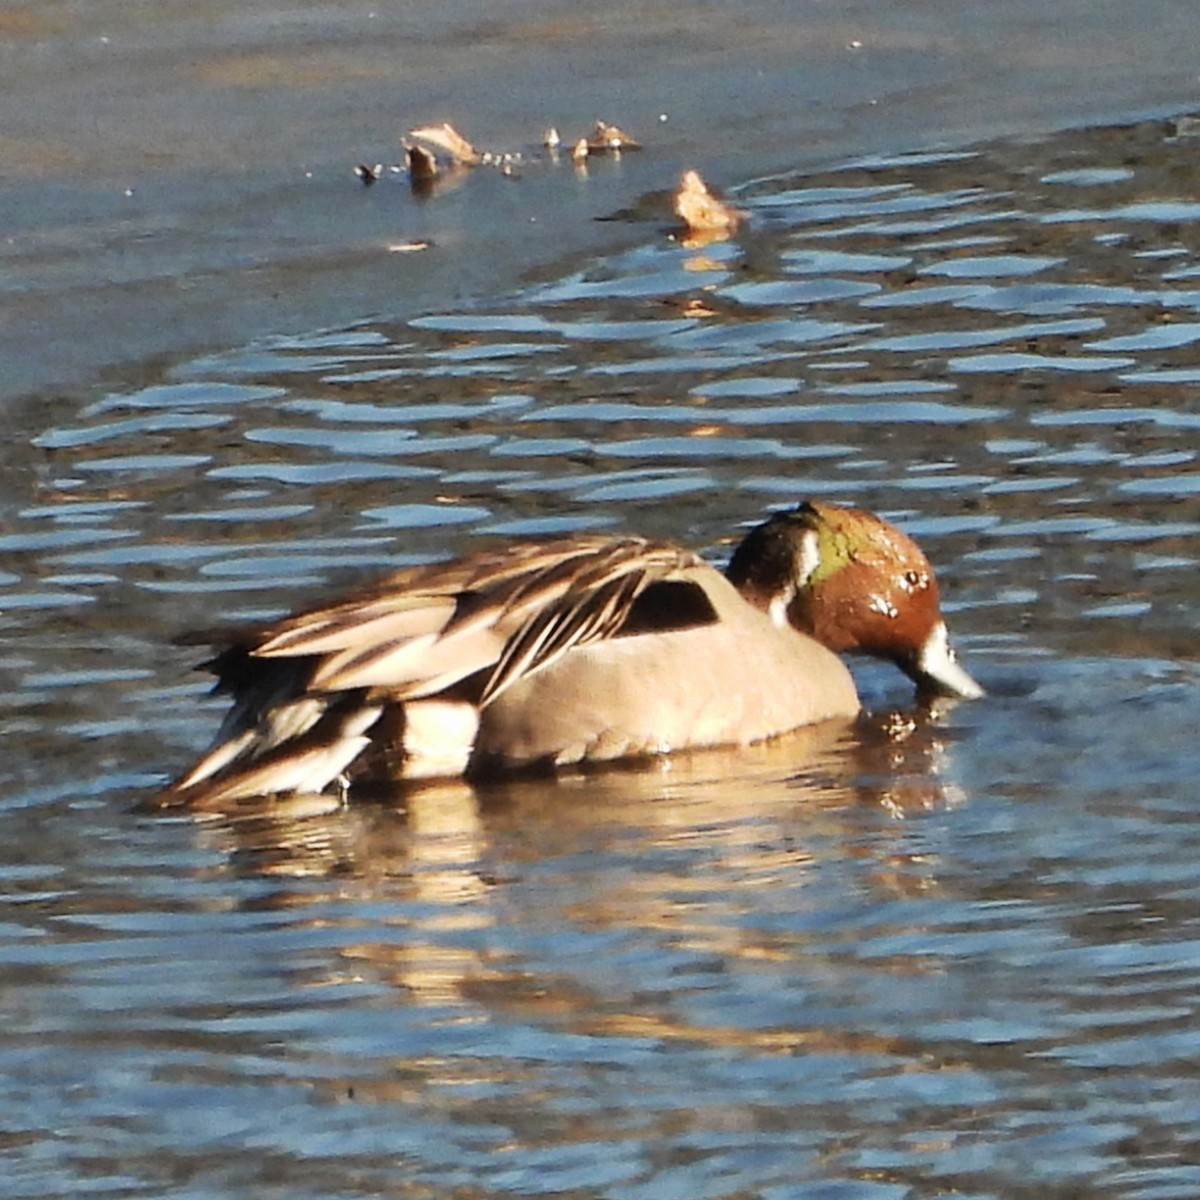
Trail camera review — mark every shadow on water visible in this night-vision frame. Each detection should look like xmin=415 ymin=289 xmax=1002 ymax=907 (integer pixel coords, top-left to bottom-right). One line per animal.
xmin=2 ymin=113 xmax=1200 ymax=1197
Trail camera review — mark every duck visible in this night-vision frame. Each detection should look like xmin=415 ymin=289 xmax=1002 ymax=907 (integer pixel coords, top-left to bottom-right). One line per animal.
xmin=152 ymin=501 xmax=983 ymax=808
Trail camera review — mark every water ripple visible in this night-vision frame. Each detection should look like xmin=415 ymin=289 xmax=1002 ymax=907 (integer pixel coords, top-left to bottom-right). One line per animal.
xmin=4 ymin=111 xmax=1200 ymax=1200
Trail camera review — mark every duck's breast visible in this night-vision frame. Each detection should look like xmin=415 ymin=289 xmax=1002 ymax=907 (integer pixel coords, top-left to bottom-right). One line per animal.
xmin=474 ymin=589 xmax=859 ymax=769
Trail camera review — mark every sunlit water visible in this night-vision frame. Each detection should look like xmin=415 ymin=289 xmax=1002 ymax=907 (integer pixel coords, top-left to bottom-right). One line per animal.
xmin=3 ymin=115 xmax=1200 ymax=1198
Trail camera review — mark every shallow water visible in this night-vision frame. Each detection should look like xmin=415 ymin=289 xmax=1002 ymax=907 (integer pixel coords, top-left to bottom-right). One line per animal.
xmin=5 ymin=0 xmax=1200 ymax=404
xmin=4 ymin=113 xmax=1200 ymax=1197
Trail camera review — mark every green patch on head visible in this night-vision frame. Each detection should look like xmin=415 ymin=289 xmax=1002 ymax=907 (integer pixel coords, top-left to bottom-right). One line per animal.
xmin=793 ymin=503 xmax=858 ymax=589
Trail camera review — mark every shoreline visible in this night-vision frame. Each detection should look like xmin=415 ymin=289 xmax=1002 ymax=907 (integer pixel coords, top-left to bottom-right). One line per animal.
xmin=3 ymin=0 xmax=1198 ymax=410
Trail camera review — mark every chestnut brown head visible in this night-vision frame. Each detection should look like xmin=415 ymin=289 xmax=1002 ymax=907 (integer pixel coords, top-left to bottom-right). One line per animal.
xmin=727 ymin=501 xmax=983 ymax=699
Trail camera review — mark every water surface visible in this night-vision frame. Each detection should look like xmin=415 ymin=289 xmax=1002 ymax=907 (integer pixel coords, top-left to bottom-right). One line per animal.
xmin=4 ymin=0 xmax=1200 ymax=403
xmin=3 ymin=113 xmax=1200 ymax=1198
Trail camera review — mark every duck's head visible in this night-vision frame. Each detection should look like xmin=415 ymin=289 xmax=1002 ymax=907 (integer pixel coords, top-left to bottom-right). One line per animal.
xmin=726 ymin=501 xmax=984 ymax=699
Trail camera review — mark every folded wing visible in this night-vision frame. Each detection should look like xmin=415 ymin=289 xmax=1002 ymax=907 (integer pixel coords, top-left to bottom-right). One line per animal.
xmin=154 ymin=536 xmax=718 ymax=805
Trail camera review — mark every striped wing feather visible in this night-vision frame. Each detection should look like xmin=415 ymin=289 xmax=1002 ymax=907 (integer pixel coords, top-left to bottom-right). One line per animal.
xmin=243 ymin=537 xmax=703 ymax=702
xmin=481 ymin=560 xmax=650 ymax=705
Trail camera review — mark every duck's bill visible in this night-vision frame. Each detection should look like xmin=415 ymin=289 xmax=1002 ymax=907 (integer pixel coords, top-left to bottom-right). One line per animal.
xmin=910 ymin=621 xmax=985 ymax=700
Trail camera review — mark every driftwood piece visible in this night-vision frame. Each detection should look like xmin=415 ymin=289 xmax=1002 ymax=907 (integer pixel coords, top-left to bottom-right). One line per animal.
xmin=407 ymin=122 xmax=482 ymax=166
xmin=586 ymin=120 xmax=641 ymax=152
xmin=674 ymin=169 xmax=742 ymax=242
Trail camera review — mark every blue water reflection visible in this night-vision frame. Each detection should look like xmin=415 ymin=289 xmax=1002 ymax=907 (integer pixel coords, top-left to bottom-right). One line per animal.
xmin=2 ymin=114 xmax=1200 ymax=1199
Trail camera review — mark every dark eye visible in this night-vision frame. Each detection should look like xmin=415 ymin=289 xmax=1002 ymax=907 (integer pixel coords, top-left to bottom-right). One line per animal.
xmin=903 ymin=570 xmax=924 ymax=589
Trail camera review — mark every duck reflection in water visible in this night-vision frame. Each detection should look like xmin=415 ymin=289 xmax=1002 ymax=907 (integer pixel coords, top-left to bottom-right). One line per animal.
xmin=183 ymin=701 xmax=969 ymax=1038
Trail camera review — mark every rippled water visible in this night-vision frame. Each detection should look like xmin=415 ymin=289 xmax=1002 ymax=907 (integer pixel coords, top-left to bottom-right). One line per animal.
xmin=4 ymin=114 xmax=1200 ymax=1197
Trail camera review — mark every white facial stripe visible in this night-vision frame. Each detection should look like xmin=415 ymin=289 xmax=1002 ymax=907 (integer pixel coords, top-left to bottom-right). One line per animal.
xmin=768 ymin=590 xmax=793 ymax=628
xmin=795 ymin=529 xmax=821 ymax=589
xmin=768 ymin=530 xmax=823 ymax=627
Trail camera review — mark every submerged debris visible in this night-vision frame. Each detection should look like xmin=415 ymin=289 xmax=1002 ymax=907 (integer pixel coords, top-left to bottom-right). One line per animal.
xmin=401 ymin=123 xmax=496 ymax=194
xmin=403 ymin=141 xmax=441 ymax=187
xmin=586 ymin=120 xmax=641 ymax=152
xmin=407 ymin=122 xmax=482 ymax=166
xmin=354 ymin=118 xmax=645 ymax=197
xmin=673 ymin=169 xmax=742 ymax=242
